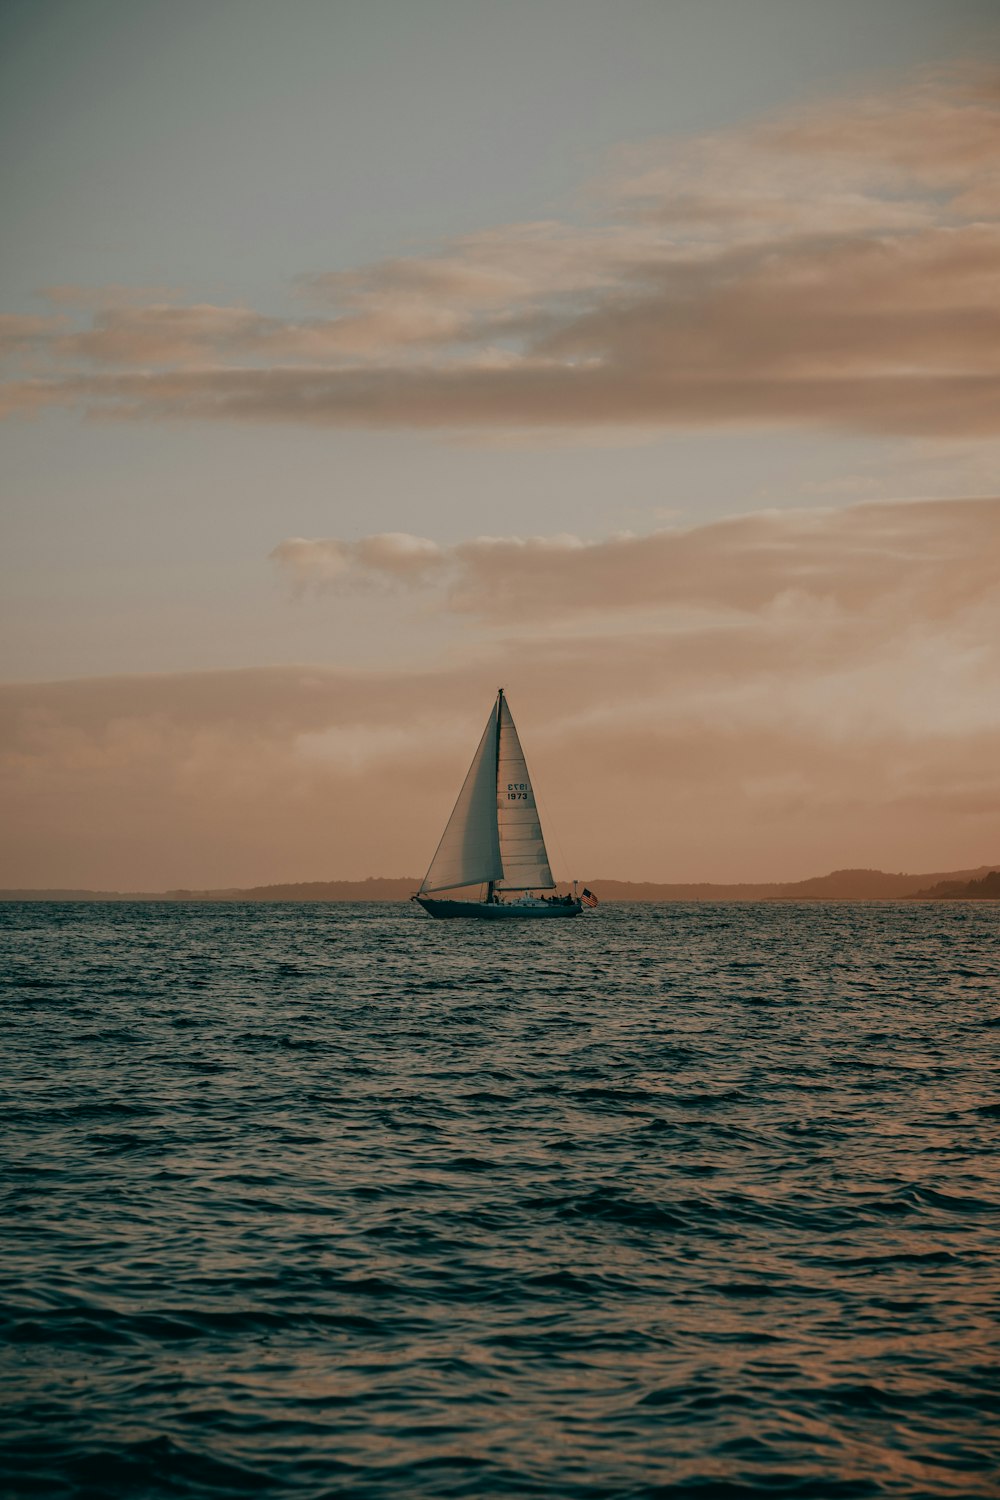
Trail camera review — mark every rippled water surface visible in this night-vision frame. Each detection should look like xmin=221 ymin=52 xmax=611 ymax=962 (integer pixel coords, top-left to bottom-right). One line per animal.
xmin=1 ymin=901 xmax=998 ymax=1498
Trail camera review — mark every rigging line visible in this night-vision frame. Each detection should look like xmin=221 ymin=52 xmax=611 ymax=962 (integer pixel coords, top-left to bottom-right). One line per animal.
xmin=532 ymin=756 xmax=577 ymax=891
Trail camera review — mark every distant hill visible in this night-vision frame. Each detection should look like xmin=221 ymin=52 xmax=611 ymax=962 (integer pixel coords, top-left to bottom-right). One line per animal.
xmin=0 ymin=877 xmax=418 ymax=903
xmin=201 ymin=878 xmax=419 ymax=902
xmin=587 ymin=867 xmax=1000 ymax=901
xmin=910 ymin=869 xmax=1000 ymax=900
xmin=3 ymin=866 xmax=999 ymax=902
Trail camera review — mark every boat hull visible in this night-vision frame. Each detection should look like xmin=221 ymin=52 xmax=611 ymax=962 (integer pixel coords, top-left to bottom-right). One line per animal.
xmin=415 ymin=897 xmax=582 ymax=920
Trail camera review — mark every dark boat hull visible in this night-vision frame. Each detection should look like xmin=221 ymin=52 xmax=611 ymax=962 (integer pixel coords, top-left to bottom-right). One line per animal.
xmin=414 ymin=897 xmax=582 ymax=920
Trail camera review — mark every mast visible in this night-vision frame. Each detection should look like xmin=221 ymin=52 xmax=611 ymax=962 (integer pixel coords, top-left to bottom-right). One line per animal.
xmin=486 ymin=686 xmax=503 ymax=903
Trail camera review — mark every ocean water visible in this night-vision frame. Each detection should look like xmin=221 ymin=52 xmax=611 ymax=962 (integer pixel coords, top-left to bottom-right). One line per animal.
xmin=1 ymin=901 xmax=998 ymax=1499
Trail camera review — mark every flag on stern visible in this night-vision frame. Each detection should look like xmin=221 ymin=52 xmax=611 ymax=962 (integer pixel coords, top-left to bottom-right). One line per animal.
xmin=581 ymin=888 xmax=599 ymax=907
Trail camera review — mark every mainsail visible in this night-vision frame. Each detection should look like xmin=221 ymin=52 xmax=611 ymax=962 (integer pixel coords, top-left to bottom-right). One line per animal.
xmin=419 ymin=691 xmax=555 ymax=894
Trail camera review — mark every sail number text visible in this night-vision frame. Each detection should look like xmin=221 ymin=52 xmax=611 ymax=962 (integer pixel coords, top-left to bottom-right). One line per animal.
xmin=505 ymin=783 xmax=531 ymax=801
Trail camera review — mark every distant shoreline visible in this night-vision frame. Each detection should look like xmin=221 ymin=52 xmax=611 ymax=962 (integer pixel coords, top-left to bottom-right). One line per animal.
xmin=3 ymin=866 xmax=998 ymax=903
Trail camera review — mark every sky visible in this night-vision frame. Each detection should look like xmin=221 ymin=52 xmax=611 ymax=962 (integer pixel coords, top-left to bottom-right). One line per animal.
xmin=2 ymin=0 xmax=1000 ymax=888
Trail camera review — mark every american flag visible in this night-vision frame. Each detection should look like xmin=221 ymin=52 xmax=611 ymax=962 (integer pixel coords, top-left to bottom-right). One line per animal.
xmin=581 ymin=888 xmax=599 ymax=908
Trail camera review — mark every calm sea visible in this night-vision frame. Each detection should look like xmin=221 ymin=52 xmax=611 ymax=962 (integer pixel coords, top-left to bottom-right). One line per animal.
xmin=1 ymin=901 xmax=998 ymax=1498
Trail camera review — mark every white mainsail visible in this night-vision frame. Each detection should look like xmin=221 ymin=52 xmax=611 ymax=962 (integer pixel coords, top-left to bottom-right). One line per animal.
xmin=419 ymin=703 xmax=504 ymax=893
xmin=418 ymin=691 xmax=556 ymax=895
xmin=496 ymin=696 xmax=554 ymax=890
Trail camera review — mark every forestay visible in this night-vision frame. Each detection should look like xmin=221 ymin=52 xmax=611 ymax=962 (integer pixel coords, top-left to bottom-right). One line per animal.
xmin=419 ymin=705 xmax=504 ymax=893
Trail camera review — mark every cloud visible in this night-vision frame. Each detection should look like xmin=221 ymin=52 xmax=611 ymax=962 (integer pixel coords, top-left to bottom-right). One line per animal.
xmin=272 ymin=532 xmax=445 ymax=587
xmin=5 ymin=495 xmax=999 ymax=887
xmin=0 ymin=314 xmax=66 ymax=357
xmin=611 ymin=65 xmax=1000 ymax=230
xmin=56 ymin=304 xmax=274 ymax=367
xmin=272 ymin=496 xmax=1000 ymax=631
xmin=2 ymin=639 xmax=999 ymax=890
xmin=4 ymin=68 xmax=1000 ymax=436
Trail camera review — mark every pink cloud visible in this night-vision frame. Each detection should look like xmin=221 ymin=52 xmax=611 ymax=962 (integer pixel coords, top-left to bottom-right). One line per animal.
xmin=4 ymin=69 xmax=1000 ymax=437
xmin=4 ymin=496 xmax=1000 ymax=887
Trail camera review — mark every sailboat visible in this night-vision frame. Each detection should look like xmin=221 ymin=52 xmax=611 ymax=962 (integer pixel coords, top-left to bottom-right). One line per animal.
xmin=413 ymin=688 xmax=586 ymax=919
